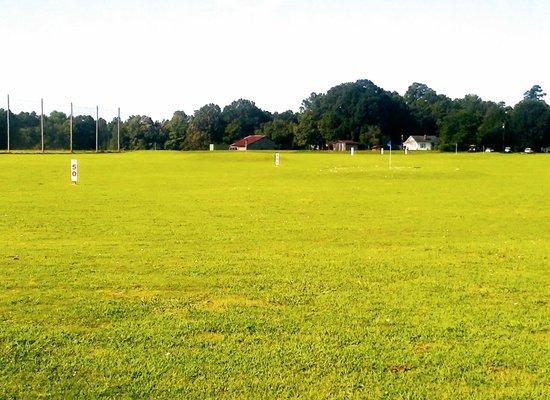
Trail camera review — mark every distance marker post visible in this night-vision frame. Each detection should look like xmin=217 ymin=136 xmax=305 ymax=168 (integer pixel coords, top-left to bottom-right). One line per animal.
xmin=71 ymin=159 xmax=78 ymax=184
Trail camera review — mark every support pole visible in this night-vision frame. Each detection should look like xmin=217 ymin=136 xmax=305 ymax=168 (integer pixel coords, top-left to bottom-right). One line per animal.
xmin=117 ymin=107 xmax=120 ymax=152
xmin=70 ymin=102 xmax=73 ymax=153
xmin=502 ymin=122 xmax=505 ymax=151
xmin=6 ymin=94 xmax=9 ymax=152
xmin=95 ymin=105 xmax=99 ymax=152
xmin=41 ymin=98 xmax=44 ymax=153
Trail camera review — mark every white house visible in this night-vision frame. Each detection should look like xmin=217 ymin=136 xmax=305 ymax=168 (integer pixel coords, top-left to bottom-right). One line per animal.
xmin=402 ymin=135 xmax=439 ymax=151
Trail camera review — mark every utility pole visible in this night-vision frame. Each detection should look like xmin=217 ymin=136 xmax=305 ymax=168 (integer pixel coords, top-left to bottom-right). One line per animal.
xmin=6 ymin=94 xmax=9 ymax=152
xmin=117 ymin=107 xmax=120 ymax=152
xmin=95 ymin=105 xmax=99 ymax=152
xmin=40 ymin=98 xmax=44 ymax=153
xmin=70 ymin=102 xmax=73 ymax=153
xmin=502 ymin=122 xmax=505 ymax=151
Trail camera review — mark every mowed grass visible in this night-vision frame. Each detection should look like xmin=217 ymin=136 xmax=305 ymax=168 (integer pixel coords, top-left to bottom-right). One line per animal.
xmin=0 ymin=151 xmax=549 ymax=399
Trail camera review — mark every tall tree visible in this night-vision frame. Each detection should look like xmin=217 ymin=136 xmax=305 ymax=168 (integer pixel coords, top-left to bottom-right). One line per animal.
xmin=404 ymin=82 xmax=453 ymax=136
xmin=510 ymin=99 xmax=550 ymax=150
xmin=222 ymin=99 xmax=271 ymax=143
xmin=0 ymin=109 xmax=6 ymax=149
xmin=477 ymin=102 xmax=509 ymax=150
xmin=44 ymin=111 xmax=69 ymax=149
xmin=73 ymin=115 xmax=96 ymax=150
xmin=186 ymin=104 xmax=224 ymax=149
xmin=258 ymin=116 xmax=296 ymax=149
xmin=523 ymin=85 xmax=546 ymax=101
xmin=163 ymin=111 xmax=189 ymax=150
xmin=121 ymin=115 xmax=160 ymax=150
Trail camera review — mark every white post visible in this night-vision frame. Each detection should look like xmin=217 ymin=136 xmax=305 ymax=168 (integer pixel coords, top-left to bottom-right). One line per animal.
xmin=275 ymin=152 xmax=280 ymax=167
xmin=117 ymin=107 xmax=120 ymax=152
xmin=40 ymin=98 xmax=44 ymax=153
xmin=389 ymin=147 xmax=392 ymax=170
xmin=350 ymin=147 xmax=355 ymax=156
xmin=6 ymin=94 xmax=9 ymax=152
xmin=209 ymin=144 xmax=214 ymax=151
xmin=381 ymin=148 xmax=384 ymax=155
xmin=70 ymin=159 xmax=78 ymax=184
xmin=70 ymin=102 xmax=73 ymax=153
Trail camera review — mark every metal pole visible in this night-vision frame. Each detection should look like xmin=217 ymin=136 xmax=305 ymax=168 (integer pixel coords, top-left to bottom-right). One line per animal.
xmin=502 ymin=122 xmax=505 ymax=151
xmin=117 ymin=107 xmax=120 ymax=152
xmin=6 ymin=94 xmax=9 ymax=152
xmin=70 ymin=102 xmax=73 ymax=153
xmin=95 ymin=105 xmax=98 ymax=152
xmin=455 ymin=143 xmax=458 ymax=154
xmin=40 ymin=98 xmax=44 ymax=153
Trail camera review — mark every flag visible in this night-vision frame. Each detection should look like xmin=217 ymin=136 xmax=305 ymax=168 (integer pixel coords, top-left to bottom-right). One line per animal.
xmin=387 ymin=140 xmax=392 ymax=149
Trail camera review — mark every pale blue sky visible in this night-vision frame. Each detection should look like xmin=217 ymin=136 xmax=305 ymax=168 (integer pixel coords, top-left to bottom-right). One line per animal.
xmin=1 ymin=0 xmax=548 ymax=119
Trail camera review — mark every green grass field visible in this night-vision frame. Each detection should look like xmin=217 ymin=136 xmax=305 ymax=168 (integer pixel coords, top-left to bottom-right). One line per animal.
xmin=0 ymin=151 xmax=549 ymax=399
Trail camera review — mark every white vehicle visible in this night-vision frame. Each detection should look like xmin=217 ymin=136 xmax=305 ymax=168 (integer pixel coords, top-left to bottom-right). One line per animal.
xmin=524 ymin=148 xmax=534 ymax=154
xmin=485 ymin=148 xmax=493 ymax=153
xmin=504 ymin=147 xmax=512 ymax=153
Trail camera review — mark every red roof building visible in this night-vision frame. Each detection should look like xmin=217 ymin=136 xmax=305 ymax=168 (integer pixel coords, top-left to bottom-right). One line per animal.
xmin=229 ymin=135 xmax=276 ymax=150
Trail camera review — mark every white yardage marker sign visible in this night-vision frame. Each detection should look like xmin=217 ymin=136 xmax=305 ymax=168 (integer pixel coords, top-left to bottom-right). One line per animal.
xmin=71 ymin=159 xmax=78 ymax=183
xmin=275 ymin=152 xmax=280 ymax=167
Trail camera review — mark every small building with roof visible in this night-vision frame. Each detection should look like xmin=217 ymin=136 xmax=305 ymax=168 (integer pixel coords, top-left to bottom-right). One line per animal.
xmin=229 ymin=135 xmax=276 ymax=151
xmin=402 ymin=135 xmax=439 ymax=151
xmin=333 ymin=140 xmax=360 ymax=151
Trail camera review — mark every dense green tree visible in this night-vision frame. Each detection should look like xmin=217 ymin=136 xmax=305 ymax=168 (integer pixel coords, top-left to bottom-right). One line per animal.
xmin=258 ymin=118 xmax=296 ymax=149
xmin=439 ymin=95 xmax=487 ymax=150
xmin=272 ymin=110 xmax=298 ymax=124
xmin=404 ymin=82 xmax=453 ymax=136
xmin=0 ymin=109 xmax=6 ymax=149
xmin=477 ymin=102 xmax=509 ymax=150
xmin=184 ymin=125 xmax=208 ymax=150
xmin=105 ymin=118 xmax=121 ymax=150
xmin=121 ymin=115 xmax=160 ymax=150
xmin=509 ymin=99 xmax=550 ymax=150
xmin=297 ymin=80 xmax=412 ymax=148
xmin=163 ymin=111 xmax=189 ymax=150
xmin=44 ymin=111 xmax=69 ymax=149
xmin=359 ymin=125 xmax=382 ymax=148
xmin=294 ymin=93 xmax=325 ymax=149
xmin=10 ymin=112 xmax=41 ymax=149
xmin=73 ymin=115 xmax=96 ymax=150
xmin=187 ymin=104 xmax=224 ymax=148
xmin=222 ymin=99 xmax=270 ymax=143
xmin=523 ymin=85 xmax=546 ymax=101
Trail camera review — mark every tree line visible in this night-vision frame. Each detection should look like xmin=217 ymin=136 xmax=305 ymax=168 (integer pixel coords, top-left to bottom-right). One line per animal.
xmin=0 ymin=82 xmax=548 ymax=151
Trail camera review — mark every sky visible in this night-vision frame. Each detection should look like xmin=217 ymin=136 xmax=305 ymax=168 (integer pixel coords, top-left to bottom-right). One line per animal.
xmin=0 ymin=0 xmax=549 ymax=120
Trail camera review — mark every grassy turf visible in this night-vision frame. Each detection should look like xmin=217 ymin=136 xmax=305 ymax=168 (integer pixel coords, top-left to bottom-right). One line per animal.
xmin=0 ymin=151 xmax=549 ymax=399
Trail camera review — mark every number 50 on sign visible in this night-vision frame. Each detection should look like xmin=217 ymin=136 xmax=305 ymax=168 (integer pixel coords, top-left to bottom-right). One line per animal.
xmin=71 ymin=159 xmax=78 ymax=183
